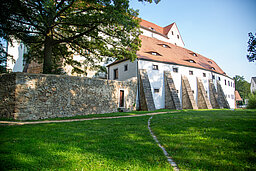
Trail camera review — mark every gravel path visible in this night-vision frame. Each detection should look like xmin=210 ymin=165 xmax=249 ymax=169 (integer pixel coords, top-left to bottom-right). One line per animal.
xmin=148 ymin=116 xmax=179 ymax=171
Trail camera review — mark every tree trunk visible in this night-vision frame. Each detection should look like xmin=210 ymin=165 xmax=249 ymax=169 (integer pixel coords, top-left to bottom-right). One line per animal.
xmin=43 ymin=36 xmax=53 ymax=74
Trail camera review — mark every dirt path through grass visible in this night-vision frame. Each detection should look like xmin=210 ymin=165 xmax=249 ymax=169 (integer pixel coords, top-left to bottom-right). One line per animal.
xmin=0 ymin=111 xmax=177 ymax=126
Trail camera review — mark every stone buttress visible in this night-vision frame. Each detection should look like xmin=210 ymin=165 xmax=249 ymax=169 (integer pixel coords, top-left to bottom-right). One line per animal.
xmin=181 ymin=75 xmax=198 ymax=109
xmin=164 ymin=71 xmax=182 ymax=110
xmin=197 ymin=77 xmax=212 ymax=109
xmin=217 ymin=81 xmax=230 ymax=109
xmin=139 ymin=69 xmax=156 ymax=111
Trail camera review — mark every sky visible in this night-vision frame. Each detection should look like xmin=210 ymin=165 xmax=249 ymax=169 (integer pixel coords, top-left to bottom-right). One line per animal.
xmin=130 ymin=0 xmax=256 ymax=82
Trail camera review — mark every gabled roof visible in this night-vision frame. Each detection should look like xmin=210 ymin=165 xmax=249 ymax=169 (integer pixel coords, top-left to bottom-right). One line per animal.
xmin=140 ymin=19 xmax=175 ymax=36
xmin=235 ymin=90 xmax=242 ymax=101
xmin=136 ymin=35 xmax=225 ymax=75
xmin=139 ymin=19 xmax=185 ymax=46
xmin=163 ymin=23 xmax=175 ymax=35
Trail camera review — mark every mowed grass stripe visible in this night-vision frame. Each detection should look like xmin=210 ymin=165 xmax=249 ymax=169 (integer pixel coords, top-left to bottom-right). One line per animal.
xmin=150 ymin=109 xmax=256 ymax=170
xmin=0 ymin=116 xmax=172 ymax=170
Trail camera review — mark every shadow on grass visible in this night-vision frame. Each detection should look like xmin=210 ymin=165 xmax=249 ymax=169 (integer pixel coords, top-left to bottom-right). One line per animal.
xmin=150 ymin=110 xmax=256 ymax=170
xmin=0 ymin=116 xmax=172 ymax=170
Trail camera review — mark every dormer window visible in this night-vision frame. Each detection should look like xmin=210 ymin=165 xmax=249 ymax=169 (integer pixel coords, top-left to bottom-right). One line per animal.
xmin=149 ymin=27 xmax=155 ymax=31
xmin=208 ymin=61 xmax=213 ymax=64
xmin=146 ymin=51 xmax=161 ymax=56
xmin=186 ymin=59 xmax=196 ymax=63
xmin=159 ymin=44 xmax=170 ymax=48
xmin=211 ymin=67 xmax=215 ymax=70
xmin=190 ymin=53 xmax=197 ymax=57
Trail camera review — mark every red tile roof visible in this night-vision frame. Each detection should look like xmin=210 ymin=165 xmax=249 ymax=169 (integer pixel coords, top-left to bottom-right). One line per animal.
xmin=235 ymin=90 xmax=242 ymax=101
xmin=137 ymin=35 xmax=225 ymax=75
xmin=140 ymin=19 xmax=175 ymax=36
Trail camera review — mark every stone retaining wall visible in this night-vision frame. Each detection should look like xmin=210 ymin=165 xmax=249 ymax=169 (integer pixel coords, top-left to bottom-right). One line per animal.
xmin=0 ymin=73 xmax=137 ymax=120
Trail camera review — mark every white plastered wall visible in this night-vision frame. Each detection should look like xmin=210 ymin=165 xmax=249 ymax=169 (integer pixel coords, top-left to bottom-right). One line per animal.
xmin=137 ymin=60 xmax=235 ymax=109
xmin=7 ymin=41 xmax=26 ymax=72
xmin=108 ymin=60 xmax=137 ymax=81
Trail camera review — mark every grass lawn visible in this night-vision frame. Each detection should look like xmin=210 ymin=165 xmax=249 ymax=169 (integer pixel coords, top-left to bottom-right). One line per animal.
xmin=151 ymin=109 xmax=256 ymax=170
xmin=0 ymin=109 xmax=255 ymax=170
xmin=0 ymin=116 xmax=172 ymax=170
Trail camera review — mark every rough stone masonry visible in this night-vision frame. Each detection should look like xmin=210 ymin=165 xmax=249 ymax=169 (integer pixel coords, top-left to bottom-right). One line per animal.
xmin=0 ymin=73 xmax=137 ymax=120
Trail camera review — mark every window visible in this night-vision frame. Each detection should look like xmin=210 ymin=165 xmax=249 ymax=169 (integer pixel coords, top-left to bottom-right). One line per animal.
xmin=172 ymin=31 xmax=174 ymax=35
xmin=186 ymin=59 xmax=196 ymax=63
xmin=147 ymin=51 xmax=161 ymax=56
xmin=212 ymin=75 xmax=215 ymax=79
xmin=176 ymin=90 xmax=179 ymax=93
xmin=149 ymin=27 xmax=155 ymax=31
xmin=206 ymin=91 xmax=208 ymax=94
xmin=154 ymin=89 xmax=160 ymax=93
xmin=203 ymin=73 xmax=206 ymax=77
xmin=114 ymin=69 xmax=118 ymax=80
xmin=192 ymin=90 xmax=194 ymax=94
xmin=225 ymin=79 xmax=227 ymax=85
xmin=218 ymin=77 xmax=221 ymax=81
xmin=173 ymin=67 xmax=178 ymax=73
xmin=208 ymin=61 xmax=213 ymax=64
xmin=190 ymin=53 xmax=197 ymax=57
xmin=119 ymin=90 xmax=124 ymax=107
xmin=124 ymin=64 xmax=128 ymax=71
xmin=211 ymin=67 xmax=215 ymax=70
xmin=228 ymin=81 xmax=230 ymax=86
xmin=153 ymin=64 xmax=158 ymax=70
xmin=231 ymin=82 xmax=232 ymax=87
xmin=189 ymin=70 xmax=193 ymax=75
xmin=162 ymin=44 xmax=170 ymax=48
xmin=177 ymin=35 xmax=180 ymax=39
xmin=175 ymin=43 xmax=177 ymax=45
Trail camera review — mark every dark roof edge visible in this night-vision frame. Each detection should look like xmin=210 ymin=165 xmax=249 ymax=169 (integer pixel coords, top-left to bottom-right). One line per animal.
xmin=106 ymin=58 xmax=130 ymax=67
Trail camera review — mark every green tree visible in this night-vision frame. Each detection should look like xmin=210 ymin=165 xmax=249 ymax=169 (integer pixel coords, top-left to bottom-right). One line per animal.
xmin=233 ymin=75 xmax=251 ymax=100
xmin=1 ymin=0 xmax=157 ymax=74
xmin=247 ymin=32 xmax=256 ymax=62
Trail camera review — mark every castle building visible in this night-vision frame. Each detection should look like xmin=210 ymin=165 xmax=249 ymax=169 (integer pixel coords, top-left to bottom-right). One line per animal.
xmin=3 ymin=18 xmax=235 ymax=110
xmin=107 ymin=19 xmax=235 ymax=109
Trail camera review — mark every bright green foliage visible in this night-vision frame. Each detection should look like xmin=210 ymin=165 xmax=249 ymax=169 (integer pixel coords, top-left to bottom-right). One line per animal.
xmin=247 ymin=93 xmax=256 ymax=109
xmin=151 ymin=110 xmax=256 ymax=170
xmin=0 ymin=0 xmax=142 ymax=74
xmin=0 ymin=116 xmax=172 ymax=170
xmin=233 ymin=75 xmax=251 ymax=100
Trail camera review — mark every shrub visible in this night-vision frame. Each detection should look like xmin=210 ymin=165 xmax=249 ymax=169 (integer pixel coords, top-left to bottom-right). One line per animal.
xmin=247 ymin=92 xmax=256 ymax=109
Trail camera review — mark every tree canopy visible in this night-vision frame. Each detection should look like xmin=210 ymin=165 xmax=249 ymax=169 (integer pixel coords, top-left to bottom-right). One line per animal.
xmin=247 ymin=32 xmax=256 ymax=63
xmin=233 ymin=75 xmax=251 ymax=100
xmin=0 ymin=0 xmax=157 ymax=74
xmin=0 ymin=41 xmax=7 ymax=73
